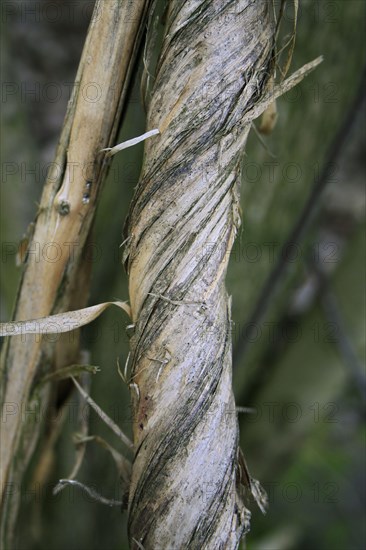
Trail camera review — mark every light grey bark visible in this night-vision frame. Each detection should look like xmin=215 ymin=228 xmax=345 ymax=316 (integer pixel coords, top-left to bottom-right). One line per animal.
xmin=125 ymin=1 xmax=275 ymax=547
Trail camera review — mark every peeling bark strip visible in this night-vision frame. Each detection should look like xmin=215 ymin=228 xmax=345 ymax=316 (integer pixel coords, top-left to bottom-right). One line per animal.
xmin=126 ymin=1 xmax=275 ymax=547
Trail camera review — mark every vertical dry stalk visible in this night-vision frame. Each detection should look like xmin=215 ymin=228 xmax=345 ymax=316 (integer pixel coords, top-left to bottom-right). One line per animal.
xmin=126 ymin=1 xmax=275 ymax=547
xmin=0 ymin=0 xmax=151 ymax=544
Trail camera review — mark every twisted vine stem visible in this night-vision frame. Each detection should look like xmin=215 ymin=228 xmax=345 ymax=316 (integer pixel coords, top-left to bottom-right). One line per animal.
xmin=125 ymin=1 xmax=275 ymax=547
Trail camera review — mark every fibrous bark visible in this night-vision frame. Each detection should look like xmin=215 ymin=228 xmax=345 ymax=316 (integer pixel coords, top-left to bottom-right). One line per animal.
xmin=125 ymin=1 xmax=275 ymax=547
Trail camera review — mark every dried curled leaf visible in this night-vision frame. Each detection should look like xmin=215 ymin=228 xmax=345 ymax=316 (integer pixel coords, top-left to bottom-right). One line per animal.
xmin=0 ymin=301 xmax=130 ymax=337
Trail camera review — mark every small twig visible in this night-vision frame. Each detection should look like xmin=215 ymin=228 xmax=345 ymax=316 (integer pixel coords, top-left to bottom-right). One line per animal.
xmin=251 ymin=122 xmax=277 ymax=158
xmin=71 ymin=377 xmax=133 ymax=450
xmin=146 ymin=346 xmax=172 ymax=381
xmin=100 ymin=129 xmax=160 ymax=158
xmin=132 ymin=538 xmax=146 ymax=550
xmin=53 ymin=479 xmax=123 ymax=507
xmin=236 ymin=406 xmax=256 ymax=415
xmin=130 ymin=383 xmax=140 ymax=402
xmin=39 ymin=364 xmax=100 ymax=385
xmin=75 ymin=434 xmax=131 ymax=484
xmin=117 ymin=354 xmax=131 ymax=385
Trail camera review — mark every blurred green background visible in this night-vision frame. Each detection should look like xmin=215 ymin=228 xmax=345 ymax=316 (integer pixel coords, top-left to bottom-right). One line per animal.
xmin=1 ymin=1 xmax=365 ymax=549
